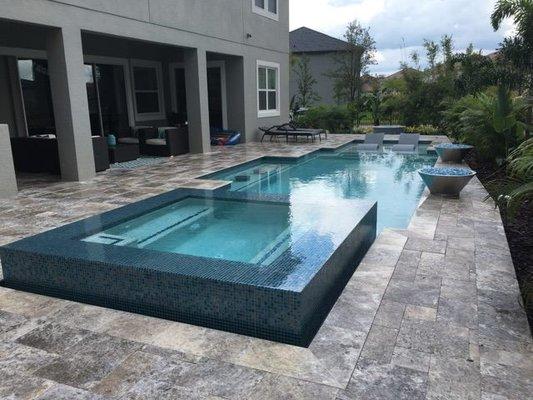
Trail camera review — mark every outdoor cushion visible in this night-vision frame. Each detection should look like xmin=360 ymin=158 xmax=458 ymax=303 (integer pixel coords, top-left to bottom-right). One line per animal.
xmin=118 ymin=137 xmax=139 ymax=145
xmin=397 ymin=133 xmax=420 ymax=145
xmin=357 ymin=143 xmax=380 ymax=151
xmin=146 ymin=138 xmax=167 ymax=146
xmin=392 ymin=144 xmax=416 ymax=152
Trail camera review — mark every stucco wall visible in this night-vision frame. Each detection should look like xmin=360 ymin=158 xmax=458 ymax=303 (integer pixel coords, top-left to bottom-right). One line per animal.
xmin=0 ymin=0 xmax=290 ymax=143
xmin=290 ymin=52 xmax=339 ymax=106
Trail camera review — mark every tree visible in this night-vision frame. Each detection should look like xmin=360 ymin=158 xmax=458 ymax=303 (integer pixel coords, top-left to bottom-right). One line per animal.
xmin=491 ymin=0 xmax=533 ymax=46
xmin=491 ymin=0 xmax=533 ymax=139
xmin=326 ymin=20 xmax=376 ymax=119
xmin=292 ymin=54 xmax=320 ymax=108
xmin=410 ymin=50 xmax=421 ymax=70
xmin=423 ymin=39 xmax=440 ymax=79
xmin=363 ymin=86 xmax=383 ymax=125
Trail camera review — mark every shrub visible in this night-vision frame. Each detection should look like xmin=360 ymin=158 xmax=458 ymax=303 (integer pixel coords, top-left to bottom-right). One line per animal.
xmin=405 ymin=125 xmax=442 ymax=135
xmin=489 ymin=138 xmax=533 ymax=216
xmin=443 ymin=86 xmax=527 ymax=162
xmin=353 ymin=126 xmax=373 ymax=134
xmin=457 ymin=86 xmax=526 ymax=162
xmin=295 ymin=105 xmax=353 ymax=133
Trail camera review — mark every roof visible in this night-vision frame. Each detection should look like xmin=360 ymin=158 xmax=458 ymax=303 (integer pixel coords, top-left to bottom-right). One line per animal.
xmin=290 ymin=27 xmax=349 ymax=53
xmin=384 ymin=68 xmax=418 ymax=80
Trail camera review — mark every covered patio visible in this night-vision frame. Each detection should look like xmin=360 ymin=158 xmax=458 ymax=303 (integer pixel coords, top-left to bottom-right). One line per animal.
xmin=0 ymin=19 xmax=246 ymax=192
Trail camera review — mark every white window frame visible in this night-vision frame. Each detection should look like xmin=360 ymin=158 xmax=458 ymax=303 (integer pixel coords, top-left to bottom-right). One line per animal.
xmin=257 ymin=60 xmax=280 ymax=118
xmin=252 ymin=0 xmax=279 ymax=21
xmin=130 ymin=59 xmax=165 ymax=121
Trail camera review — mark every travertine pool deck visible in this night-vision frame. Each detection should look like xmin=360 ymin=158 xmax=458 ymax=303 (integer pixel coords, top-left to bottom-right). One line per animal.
xmin=0 ymin=134 xmax=531 ymax=399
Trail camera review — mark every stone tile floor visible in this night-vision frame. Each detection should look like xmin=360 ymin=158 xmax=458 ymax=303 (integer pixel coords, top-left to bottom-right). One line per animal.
xmin=0 ymin=134 xmax=531 ymax=399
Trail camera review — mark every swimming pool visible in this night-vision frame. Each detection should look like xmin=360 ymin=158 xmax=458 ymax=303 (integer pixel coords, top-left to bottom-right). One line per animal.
xmin=0 ymin=141 xmax=436 ymax=346
xmin=203 ymin=144 xmax=437 ymax=233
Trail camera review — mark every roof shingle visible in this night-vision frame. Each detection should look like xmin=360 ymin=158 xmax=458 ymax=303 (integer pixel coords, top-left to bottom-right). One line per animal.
xmin=290 ymin=27 xmax=348 ymax=53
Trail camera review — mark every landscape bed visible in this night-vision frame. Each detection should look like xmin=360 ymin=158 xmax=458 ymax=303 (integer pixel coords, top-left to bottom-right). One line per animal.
xmin=0 ymin=188 xmax=377 ymax=346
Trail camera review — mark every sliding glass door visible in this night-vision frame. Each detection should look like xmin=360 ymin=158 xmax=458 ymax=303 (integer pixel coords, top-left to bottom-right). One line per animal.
xmin=17 ymin=59 xmax=56 ymax=136
xmin=84 ymin=63 xmax=130 ymax=136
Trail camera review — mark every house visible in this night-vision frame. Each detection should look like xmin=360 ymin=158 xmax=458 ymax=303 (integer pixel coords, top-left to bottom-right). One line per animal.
xmin=0 ymin=0 xmax=289 ymax=184
xmin=384 ymin=68 xmax=419 ymax=81
xmin=289 ymin=27 xmax=348 ymax=106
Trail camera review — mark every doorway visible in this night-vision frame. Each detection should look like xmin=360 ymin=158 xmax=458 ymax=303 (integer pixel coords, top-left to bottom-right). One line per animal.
xmin=170 ymin=61 xmax=227 ymax=130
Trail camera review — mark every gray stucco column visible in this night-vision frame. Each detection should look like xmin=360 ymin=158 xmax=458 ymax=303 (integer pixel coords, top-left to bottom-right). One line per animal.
xmin=184 ymin=48 xmax=211 ymax=153
xmin=0 ymin=124 xmax=18 ymax=198
xmin=225 ymin=57 xmax=246 ymax=140
xmin=46 ymin=26 xmax=95 ymax=181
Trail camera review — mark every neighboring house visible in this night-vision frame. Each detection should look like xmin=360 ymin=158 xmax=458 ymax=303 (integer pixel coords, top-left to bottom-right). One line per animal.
xmin=0 ymin=0 xmax=289 ymax=182
xmin=384 ymin=68 xmax=417 ymax=81
xmin=289 ymin=27 xmax=348 ymax=106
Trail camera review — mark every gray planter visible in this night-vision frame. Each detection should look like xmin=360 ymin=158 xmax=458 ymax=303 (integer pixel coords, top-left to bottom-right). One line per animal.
xmin=435 ymin=143 xmax=473 ymax=163
xmin=418 ymin=167 xmax=476 ymax=197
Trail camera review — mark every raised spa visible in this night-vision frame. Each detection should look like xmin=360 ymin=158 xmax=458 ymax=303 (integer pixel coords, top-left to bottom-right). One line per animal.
xmin=0 ymin=189 xmax=376 ymax=346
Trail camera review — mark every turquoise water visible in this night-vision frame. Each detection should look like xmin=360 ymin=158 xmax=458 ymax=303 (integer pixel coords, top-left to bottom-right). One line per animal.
xmin=208 ymin=145 xmax=437 ymax=233
xmin=85 ymin=197 xmax=297 ymax=263
xmin=83 ymin=195 xmax=361 ymax=264
xmin=84 ymin=144 xmax=436 ymax=264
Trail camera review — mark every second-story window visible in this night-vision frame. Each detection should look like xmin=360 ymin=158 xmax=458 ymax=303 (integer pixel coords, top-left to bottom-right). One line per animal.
xmin=253 ymin=0 xmax=278 ymax=20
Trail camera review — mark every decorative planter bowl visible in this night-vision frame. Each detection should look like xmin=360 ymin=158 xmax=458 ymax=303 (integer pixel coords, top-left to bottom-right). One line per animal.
xmin=418 ymin=167 xmax=476 ymax=197
xmin=435 ymin=143 xmax=474 ymax=163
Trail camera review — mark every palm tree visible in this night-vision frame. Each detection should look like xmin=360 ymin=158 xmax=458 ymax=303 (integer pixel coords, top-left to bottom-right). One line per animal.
xmin=491 ymin=0 xmax=533 ymax=44
xmin=491 ymin=0 xmax=533 ymax=139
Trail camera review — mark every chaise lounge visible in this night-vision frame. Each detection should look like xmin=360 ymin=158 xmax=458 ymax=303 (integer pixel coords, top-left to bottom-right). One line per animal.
xmin=259 ymin=123 xmax=326 ymax=143
xmin=392 ymin=133 xmax=420 ymax=153
xmin=357 ymin=133 xmax=385 ymax=151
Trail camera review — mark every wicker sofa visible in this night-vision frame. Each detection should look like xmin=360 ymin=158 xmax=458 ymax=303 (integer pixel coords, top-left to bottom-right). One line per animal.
xmin=138 ymin=126 xmax=189 ymax=157
xmin=10 ymin=135 xmax=110 ymax=174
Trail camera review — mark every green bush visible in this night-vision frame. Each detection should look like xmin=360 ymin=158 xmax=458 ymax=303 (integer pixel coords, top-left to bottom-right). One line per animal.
xmin=454 ymin=86 xmax=526 ymax=162
xmin=488 ymin=138 xmax=533 ymax=216
xmin=295 ymin=105 xmax=353 ymax=133
xmin=404 ymin=125 xmax=442 ymax=135
xmin=353 ymin=125 xmax=373 ymax=134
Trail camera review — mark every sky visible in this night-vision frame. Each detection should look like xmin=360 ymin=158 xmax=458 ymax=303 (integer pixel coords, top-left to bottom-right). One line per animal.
xmin=289 ymin=0 xmax=515 ymax=76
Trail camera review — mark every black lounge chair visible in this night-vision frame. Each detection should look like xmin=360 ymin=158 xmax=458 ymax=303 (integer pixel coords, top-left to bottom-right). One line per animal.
xmin=280 ymin=123 xmax=327 ymax=141
xmin=357 ymin=133 xmax=385 ymax=151
xmin=392 ymin=133 xmax=420 ymax=153
xmin=259 ymin=124 xmax=326 ymax=143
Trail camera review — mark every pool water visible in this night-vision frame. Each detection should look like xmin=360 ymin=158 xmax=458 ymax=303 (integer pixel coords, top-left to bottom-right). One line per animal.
xmin=84 ymin=144 xmax=436 ymax=265
xmin=206 ymin=145 xmax=437 ymax=233
xmin=83 ymin=195 xmax=361 ymax=266
xmin=85 ymin=197 xmax=294 ymax=264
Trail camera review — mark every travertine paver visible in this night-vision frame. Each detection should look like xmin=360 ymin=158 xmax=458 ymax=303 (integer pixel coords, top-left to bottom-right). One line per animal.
xmin=0 ymin=135 xmax=531 ymax=399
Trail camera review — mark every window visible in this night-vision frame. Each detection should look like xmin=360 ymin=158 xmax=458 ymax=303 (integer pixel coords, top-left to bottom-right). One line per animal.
xmin=17 ymin=59 xmax=56 ymax=136
xmin=257 ymin=61 xmax=280 ymax=118
xmin=253 ymin=0 xmax=278 ymax=20
xmin=85 ymin=63 xmax=130 ymax=136
xmin=131 ymin=60 xmax=164 ymax=121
